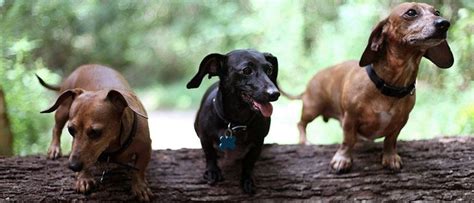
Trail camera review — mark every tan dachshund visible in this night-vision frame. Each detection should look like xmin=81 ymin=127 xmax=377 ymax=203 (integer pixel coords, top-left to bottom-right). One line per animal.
xmin=38 ymin=64 xmax=153 ymax=201
xmin=289 ymin=2 xmax=453 ymax=173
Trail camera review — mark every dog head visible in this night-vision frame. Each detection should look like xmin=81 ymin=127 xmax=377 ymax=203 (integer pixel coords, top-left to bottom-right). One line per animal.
xmin=41 ymin=89 xmax=147 ymax=172
xmin=360 ymin=2 xmax=453 ymax=68
xmin=187 ymin=49 xmax=280 ymax=117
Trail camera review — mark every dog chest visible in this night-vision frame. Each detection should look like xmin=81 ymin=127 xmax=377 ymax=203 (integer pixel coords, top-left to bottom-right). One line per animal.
xmin=213 ymin=129 xmax=255 ymax=161
xmin=358 ymin=103 xmax=410 ymax=139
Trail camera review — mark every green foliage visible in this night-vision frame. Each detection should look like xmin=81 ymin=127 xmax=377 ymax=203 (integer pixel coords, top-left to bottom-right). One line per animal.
xmin=1 ymin=0 xmax=473 ymax=154
xmin=0 ymin=38 xmax=69 ymax=155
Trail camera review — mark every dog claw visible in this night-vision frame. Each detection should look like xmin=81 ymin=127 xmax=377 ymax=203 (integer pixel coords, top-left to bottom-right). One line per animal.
xmin=241 ymin=177 xmax=256 ymax=195
xmin=382 ymin=153 xmax=403 ymax=171
xmin=75 ymin=177 xmax=96 ymax=194
xmin=132 ymin=182 xmax=153 ymax=202
xmin=330 ymin=153 xmax=352 ymax=174
xmin=203 ymin=168 xmax=223 ymax=185
xmin=47 ymin=145 xmax=62 ymax=160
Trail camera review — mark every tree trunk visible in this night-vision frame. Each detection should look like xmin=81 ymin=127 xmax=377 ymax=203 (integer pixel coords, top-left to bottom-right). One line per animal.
xmin=0 ymin=88 xmax=12 ymax=156
xmin=0 ymin=137 xmax=473 ymax=201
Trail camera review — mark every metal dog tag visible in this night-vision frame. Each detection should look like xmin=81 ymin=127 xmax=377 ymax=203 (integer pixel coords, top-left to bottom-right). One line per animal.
xmin=219 ymin=129 xmax=236 ymax=151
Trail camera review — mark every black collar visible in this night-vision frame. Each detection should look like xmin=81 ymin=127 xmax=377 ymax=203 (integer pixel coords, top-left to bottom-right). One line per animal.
xmin=365 ymin=64 xmax=415 ymax=98
xmin=102 ymin=112 xmax=138 ymax=157
xmin=212 ymin=88 xmax=255 ymax=129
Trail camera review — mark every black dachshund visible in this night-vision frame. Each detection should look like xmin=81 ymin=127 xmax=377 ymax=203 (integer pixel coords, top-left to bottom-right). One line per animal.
xmin=187 ymin=49 xmax=280 ymax=194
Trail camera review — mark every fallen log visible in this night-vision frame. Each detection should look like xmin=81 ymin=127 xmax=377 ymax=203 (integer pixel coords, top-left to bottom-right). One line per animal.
xmin=1 ymin=137 xmax=473 ymax=201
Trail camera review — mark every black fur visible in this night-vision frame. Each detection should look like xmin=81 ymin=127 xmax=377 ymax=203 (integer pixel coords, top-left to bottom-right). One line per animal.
xmin=187 ymin=49 xmax=280 ymax=194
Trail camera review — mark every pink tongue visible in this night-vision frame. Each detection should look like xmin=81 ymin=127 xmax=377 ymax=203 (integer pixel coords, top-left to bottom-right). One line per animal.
xmin=253 ymin=101 xmax=273 ymax=117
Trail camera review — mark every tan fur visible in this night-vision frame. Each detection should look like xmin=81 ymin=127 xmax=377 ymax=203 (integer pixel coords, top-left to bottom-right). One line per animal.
xmin=40 ymin=64 xmax=153 ymax=201
xmin=296 ymin=3 xmax=453 ymax=172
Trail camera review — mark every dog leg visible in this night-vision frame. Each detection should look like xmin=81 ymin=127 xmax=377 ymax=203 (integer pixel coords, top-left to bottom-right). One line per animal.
xmin=48 ymin=104 xmax=69 ymax=159
xmin=382 ymin=131 xmax=403 ymax=171
xmin=330 ymin=113 xmax=357 ymax=173
xmin=131 ymin=169 xmax=153 ymax=202
xmin=297 ymin=97 xmax=322 ymax=145
xmin=200 ymin=136 xmax=223 ymax=185
xmin=241 ymin=139 xmax=264 ymax=194
xmin=75 ymin=169 xmax=96 ymax=194
xmin=130 ymin=146 xmax=153 ymax=202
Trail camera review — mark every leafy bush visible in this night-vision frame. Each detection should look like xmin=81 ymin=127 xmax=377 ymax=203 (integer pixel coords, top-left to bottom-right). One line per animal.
xmin=0 ymin=0 xmax=473 ymax=155
xmin=0 ymin=38 xmax=70 ymax=155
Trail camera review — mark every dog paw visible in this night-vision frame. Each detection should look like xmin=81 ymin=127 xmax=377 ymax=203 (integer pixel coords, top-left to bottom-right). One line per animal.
xmin=330 ymin=153 xmax=352 ymax=174
xmin=75 ymin=176 xmax=96 ymax=194
xmin=132 ymin=182 xmax=153 ymax=202
xmin=382 ymin=153 xmax=403 ymax=171
xmin=203 ymin=168 xmax=223 ymax=185
xmin=298 ymin=139 xmax=311 ymax=145
xmin=47 ymin=145 xmax=62 ymax=160
xmin=241 ymin=177 xmax=256 ymax=195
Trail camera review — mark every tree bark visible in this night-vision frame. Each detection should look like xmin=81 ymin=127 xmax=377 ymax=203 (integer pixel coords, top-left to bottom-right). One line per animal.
xmin=0 ymin=137 xmax=473 ymax=201
xmin=0 ymin=88 xmax=12 ymax=156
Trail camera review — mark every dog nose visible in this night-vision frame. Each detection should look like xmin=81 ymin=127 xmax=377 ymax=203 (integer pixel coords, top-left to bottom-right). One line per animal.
xmin=68 ymin=160 xmax=83 ymax=172
xmin=268 ymin=91 xmax=280 ymax=102
xmin=434 ymin=19 xmax=450 ymax=31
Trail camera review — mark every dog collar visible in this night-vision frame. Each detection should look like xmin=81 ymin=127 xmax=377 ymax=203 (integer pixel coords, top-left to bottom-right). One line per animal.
xmin=212 ymin=89 xmax=255 ymax=151
xmin=102 ymin=112 xmax=138 ymax=157
xmin=212 ymin=88 xmax=256 ymax=126
xmin=365 ymin=64 xmax=415 ymax=98
xmin=98 ymin=113 xmax=139 ymax=183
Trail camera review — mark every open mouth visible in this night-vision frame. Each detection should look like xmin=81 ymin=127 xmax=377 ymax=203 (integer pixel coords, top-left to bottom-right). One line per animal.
xmin=242 ymin=93 xmax=273 ymax=117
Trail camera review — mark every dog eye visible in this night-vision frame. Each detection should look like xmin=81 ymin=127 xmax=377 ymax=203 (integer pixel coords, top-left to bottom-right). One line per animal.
xmin=242 ymin=67 xmax=253 ymax=75
xmin=435 ymin=10 xmax=441 ymax=16
xmin=265 ymin=66 xmax=273 ymax=75
xmin=88 ymin=129 xmax=101 ymax=139
xmin=68 ymin=127 xmax=76 ymax=137
xmin=405 ymin=9 xmax=417 ymax=17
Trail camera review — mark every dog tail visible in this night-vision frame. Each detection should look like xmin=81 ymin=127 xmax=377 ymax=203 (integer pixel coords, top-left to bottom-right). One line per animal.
xmin=278 ymin=86 xmax=302 ymax=100
xmin=36 ymin=74 xmax=60 ymax=91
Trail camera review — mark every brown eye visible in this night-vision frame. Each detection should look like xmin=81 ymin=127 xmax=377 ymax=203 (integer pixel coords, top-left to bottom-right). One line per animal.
xmin=88 ymin=129 xmax=101 ymax=139
xmin=435 ymin=10 xmax=441 ymax=16
xmin=68 ymin=126 xmax=76 ymax=137
xmin=405 ymin=9 xmax=417 ymax=17
xmin=242 ymin=67 xmax=252 ymax=75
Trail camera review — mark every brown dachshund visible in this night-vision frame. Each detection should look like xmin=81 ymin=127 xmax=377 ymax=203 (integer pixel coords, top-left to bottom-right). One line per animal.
xmin=37 ymin=65 xmax=153 ymax=201
xmin=290 ymin=2 xmax=453 ymax=173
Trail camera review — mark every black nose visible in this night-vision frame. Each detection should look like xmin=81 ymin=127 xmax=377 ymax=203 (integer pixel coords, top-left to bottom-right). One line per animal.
xmin=68 ymin=160 xmax=83 ymax=172
xmin=268 ymin=91 xmax=280 ymax=101
xmin=434 ymin=19 xmax=450 ymax=31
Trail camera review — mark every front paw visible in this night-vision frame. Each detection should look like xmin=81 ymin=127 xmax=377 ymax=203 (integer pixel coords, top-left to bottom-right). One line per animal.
xmin=241 ymin=177 xmax=256 ymax=195
xmin=132 ymin=181 xmax=153 ymax=202
xmin=47 ymin=144 xmax=62 ymax=160
xmin=203 ymin=168 xmax=223 ymax=185
xmin=382 ymin=153 xmax=403 ymax=171
xmin=330 ymin=152 xmax=352 ymax=174
xmin=75 ymin=176 xmax=96 ymax=194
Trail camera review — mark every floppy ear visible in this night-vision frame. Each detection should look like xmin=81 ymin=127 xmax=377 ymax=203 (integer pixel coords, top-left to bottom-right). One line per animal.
xmin=423 ymin=40 xmax=454 ymax=68
xmin=186 ymin=53 xmax=225 ymax=89
xmin=263 ymin=52 xmax=279 ymax=85
xmin=106 ymin=90 xmax=148 ymax=119
xmin=119 ymin=107 xmax=135 ymax=145
xmin=359 ymin=18 xmax=388 ymax=67
xmin=41 ymin=88 xmax=83 ymax=113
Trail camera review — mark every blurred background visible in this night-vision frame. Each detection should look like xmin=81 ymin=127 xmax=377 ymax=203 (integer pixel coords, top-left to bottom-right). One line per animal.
xmin=0 ymin=0 xmax=473 ymax=156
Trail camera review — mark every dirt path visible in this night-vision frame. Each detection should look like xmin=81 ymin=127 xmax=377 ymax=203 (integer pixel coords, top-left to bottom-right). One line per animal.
xmin=1 ymin=137 xmax=473 ymax=201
